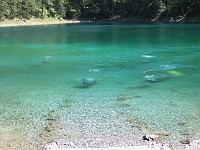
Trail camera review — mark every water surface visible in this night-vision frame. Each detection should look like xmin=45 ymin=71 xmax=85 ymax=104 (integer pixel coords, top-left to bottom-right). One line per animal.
xmin=0 ymin=23 xmax=200 ymax=148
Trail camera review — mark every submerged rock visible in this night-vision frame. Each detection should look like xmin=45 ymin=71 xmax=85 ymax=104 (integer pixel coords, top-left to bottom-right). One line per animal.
xmin=144 ymin=74 xmax=170 ymax=83
xmin=89 ymin=69 xmax=100 ymax=72
xmin=141 ymin=54 xmax=156 ymax=63
xmin=142 ymin=55 xmax=156 ymax=58
xmin=75 ymin=77 xmax=97 ymax=89
xmin=180 ymin=139 xmax=190 ymax=144
xmin=82 ymin=77 xmax=97 ymax=85
xmin=168 ymin=70 xmax=184 ymax=76
xmin=42 ymin=56 xmax=52 ymax=64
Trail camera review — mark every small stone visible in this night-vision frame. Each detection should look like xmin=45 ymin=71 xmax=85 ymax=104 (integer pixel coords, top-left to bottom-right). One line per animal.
xmin=144 ymin=74 xmax=170 ymax=83
xmin=144 ymin=75 xmax=158 ymax=83
xmin=180 ymin=139 xmax=190 ymax=144
xmin=143 ymin=134 xmax=158 ymax=141
xmin=82 ymin=77 xmax=97 ymax=85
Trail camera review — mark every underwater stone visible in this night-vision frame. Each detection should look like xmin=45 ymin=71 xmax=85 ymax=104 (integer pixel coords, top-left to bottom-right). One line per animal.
xmin=89 ymin=69 xmax=100 ymax=72
xmin=169 ymin=70 xmax=183 ymax=76
xmin=144 ymin=74 xmax=170 ymax=83
xmin=142 ymin=55 xmax=156 ymax=58
xmin=180 ymin=139 xmax=190 ymax=144
xmin=82 ymin=77 xmax=97 ymax=85
xmin=75 ymin=77 xmax=97 ymax=89
xmin=42 ymin=56 xmax=52 ymax=64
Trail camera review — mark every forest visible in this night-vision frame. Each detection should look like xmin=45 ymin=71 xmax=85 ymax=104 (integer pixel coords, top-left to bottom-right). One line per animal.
xmin=0 ymin=0 xmax=200 ymax=22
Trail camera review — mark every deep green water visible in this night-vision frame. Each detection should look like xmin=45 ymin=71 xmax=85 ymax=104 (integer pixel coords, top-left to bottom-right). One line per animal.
xmin=0 ymin=23 xmax=200 ymax=146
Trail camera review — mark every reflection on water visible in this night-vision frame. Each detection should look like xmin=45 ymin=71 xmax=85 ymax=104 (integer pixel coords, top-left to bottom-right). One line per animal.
xmin=0 ymin=23 xmax=200 ymax=148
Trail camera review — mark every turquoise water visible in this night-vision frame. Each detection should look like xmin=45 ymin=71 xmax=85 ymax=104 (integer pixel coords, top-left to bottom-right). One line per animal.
xmin=0 ymin=23 xmax=200 ymax=148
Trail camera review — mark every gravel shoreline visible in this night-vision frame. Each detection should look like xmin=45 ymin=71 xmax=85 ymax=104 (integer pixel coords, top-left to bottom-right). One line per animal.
xmin=45 ymin=144 xmax=170 ymax=150
xmin=0 ymin=19 xmax=80 ymax=27
xmin=44 ymin=138 xmax=200 ymax=150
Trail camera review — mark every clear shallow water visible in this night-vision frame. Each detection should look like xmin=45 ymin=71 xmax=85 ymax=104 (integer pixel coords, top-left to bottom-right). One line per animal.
xmin=0 ymin=23 xmax=200 ymax=148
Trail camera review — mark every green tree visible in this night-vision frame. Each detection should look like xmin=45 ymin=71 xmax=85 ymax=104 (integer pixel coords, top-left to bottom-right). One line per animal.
xmin=53 ymin=0 xmax=66 ymax=18
xmin=0 ymin=0 xmax=9 ymax=20
xmin=0 ymin=0 xmax=200 ymax=21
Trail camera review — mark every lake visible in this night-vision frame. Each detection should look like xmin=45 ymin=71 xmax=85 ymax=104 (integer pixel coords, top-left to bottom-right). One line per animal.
xmin=0 ymin=23 xmax=200 ymax=149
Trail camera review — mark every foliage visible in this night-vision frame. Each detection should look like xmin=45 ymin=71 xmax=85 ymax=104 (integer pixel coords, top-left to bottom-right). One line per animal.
xmin=0 ymin=0 xmax=199 ymax=21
